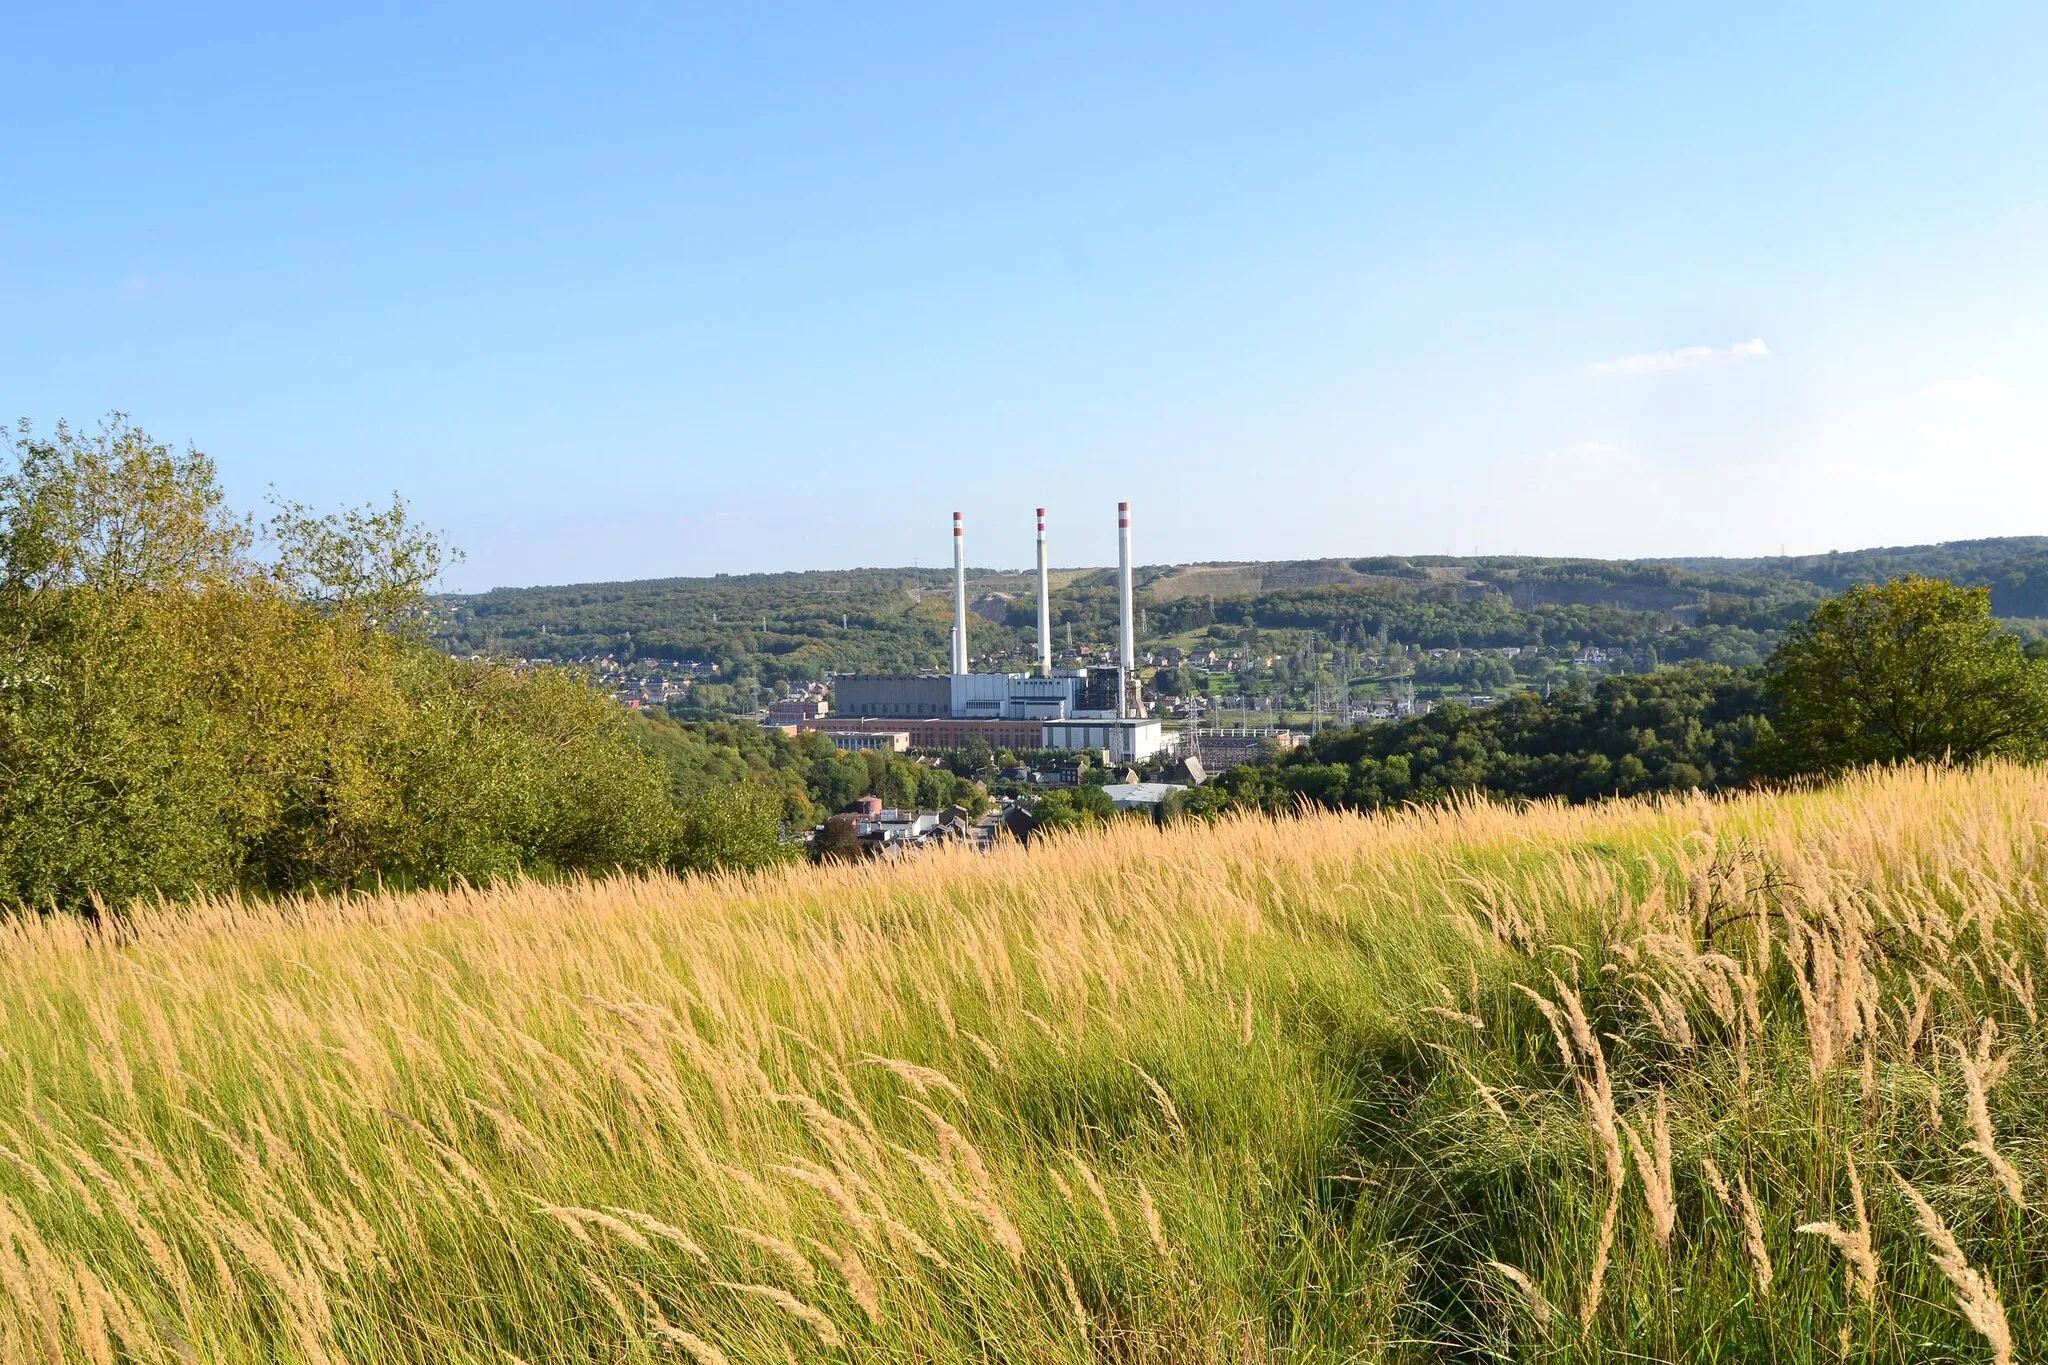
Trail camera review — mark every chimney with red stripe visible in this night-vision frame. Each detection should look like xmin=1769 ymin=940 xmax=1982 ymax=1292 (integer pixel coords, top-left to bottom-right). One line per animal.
xmin=1035 ymin=508 xmax=1052 ymax=677
xmin=951 ymin=511 xmax=968 ymax=675
xmin=1117 ymin=502 xmax=1135 ymax=716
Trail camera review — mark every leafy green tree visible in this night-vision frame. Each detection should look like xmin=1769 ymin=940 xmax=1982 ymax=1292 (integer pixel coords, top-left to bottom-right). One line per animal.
xmin=811 ymin=813 xmax=865 ymax=862
xmin=672 ymin=785 xmax=795 ymax=875
xmin=266 ymin=491 xmax=457 ymax=631
xmin=1031 ymin=783 xmax=1116 ymax=833
xmin=1762 ymin=576 xmax=2048 ymax=773
xmin=911 ymin=764 xmax=959 ymax=811
xmin=956 ymin=735 xmax=996 ymax=781
xmin=0 ymin=415 xmax=250 ymax=595
xmin=0 ymin=418 xmax=262 ymax=906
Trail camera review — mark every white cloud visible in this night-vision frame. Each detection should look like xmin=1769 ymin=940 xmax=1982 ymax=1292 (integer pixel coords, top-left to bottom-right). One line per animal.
xmin=1585 ymin=337 xmax=1771 ymax=377
xmin=1918 ymin=376 xmax=2014 ymax=402
xmin=115 ymin=273 xmax=159 ymax=302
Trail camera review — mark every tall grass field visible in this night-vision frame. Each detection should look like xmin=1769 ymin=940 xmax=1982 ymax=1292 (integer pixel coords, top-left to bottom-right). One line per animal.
xmin=3 ymin=767 xmax=2046 ymax=1361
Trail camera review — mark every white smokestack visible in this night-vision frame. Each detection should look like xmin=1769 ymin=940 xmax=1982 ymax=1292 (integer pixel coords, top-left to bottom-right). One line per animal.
xmin=1036 ymin=507 xmax=1052 ymax=677
xmin=1117 ymin=500 xmax=1134 ymax=717
xmin=951 ymin=511 xmax=968 ymax=676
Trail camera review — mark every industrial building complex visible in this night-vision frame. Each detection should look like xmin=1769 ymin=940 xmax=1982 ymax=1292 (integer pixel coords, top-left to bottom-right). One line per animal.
xmin=816 ymin=503 xmax=1172 ymax=763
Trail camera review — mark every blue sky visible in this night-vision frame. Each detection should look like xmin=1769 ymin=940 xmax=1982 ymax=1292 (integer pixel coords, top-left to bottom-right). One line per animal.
xmin=5 ymin=4 xmax=2044 ymax=590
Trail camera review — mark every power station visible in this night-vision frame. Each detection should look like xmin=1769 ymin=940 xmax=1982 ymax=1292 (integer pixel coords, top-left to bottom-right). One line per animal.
xmin=828 ymin=502 xmax=1170 ymax=763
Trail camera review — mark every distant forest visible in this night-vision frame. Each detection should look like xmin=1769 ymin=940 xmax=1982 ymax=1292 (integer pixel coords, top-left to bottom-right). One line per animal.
xmin=430 ymin=537 xmax=2048 ymax=685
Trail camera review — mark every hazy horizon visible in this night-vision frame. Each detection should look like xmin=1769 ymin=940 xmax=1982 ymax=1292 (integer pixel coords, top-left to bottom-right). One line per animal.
xmin=443 ymin=533 xmax=2048 ymax=598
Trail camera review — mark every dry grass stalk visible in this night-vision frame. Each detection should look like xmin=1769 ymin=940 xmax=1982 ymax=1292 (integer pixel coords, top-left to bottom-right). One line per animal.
xmin=1952 ymin=1030 xmax=2026 ymax=1209
xmin=1128 ymin=1063 xmax=1187 ymax=1142
xmin=714 ymin=1281 xmax=844 ymax=1349
xmin=861 ymin=1056 xmax=966 ymax=1103
xmin=1513 ymin=986 xmax=1575 ymax=1084
xmin=1071 ymin=1157 xmax=1120 ymax=1238
xmin=1899 ymin=978 xmax=1933 ymax=1059
xmin=650 ymin=1323 xmax=732 ymax=1365
xmin=1579 ymin=1185 xmax=1622 ymax=1329
xmin=1514 ymin=981 xmax=1624 ymax=1191
xmin=1422 ymin=1005 xmax=1485 ymax=1031
xmin=725 ymin=1227 xmax=815 ymax=1287
xmin=0 ymin=1146 xmax=50 ymax=1197
xmin=538 ymin=1206 xmax=653 ymax=1252
xmin=801 ymin=1237 xmax=879 ymax=1323
xmin=1699 ymin=1157 xmax=1732 ymax=1212
xmin=1893 ymin=1173 xmax=2013 ymax=1365
xmin=1058 ymin=1261 xmax=1089 ymax=1338
xmin=770 ymin=1161 xmax=872 ymax=1241
xmin=603 ymin=1208 xmax=710 ymax=1262
xmin=580 ymin=1268 xmax=637 ymax=1337
xmin=879 ymin=1216 xmax=946 ymax=1269
xmin=1460 ymin=1064 xmax=1511 ymax=1123
xmin=1485 ymin=1260 xmax=1553 ymax=1335
xmin=1138 ymin=1179 xmax=1169 ymax=1257
xmin=1734 ymin=1174 xmax=1772 ymax=1299
xmin=910 ymin=1103 xmax=1024 ymax=1260
xmin=1621 ymin=1090 xmax=1676 ymax=1252
xmin=1795 ymin=1153 xmax=1877 ymax=1303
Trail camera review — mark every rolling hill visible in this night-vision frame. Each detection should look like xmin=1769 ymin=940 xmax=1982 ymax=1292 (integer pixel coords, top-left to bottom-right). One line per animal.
xmin=429 ymin=536 xmax=2048 ymax=685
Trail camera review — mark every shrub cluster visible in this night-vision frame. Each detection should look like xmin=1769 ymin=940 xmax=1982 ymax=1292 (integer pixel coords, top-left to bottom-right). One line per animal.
xmin=0 ymin=418 xmax=691 ymax=910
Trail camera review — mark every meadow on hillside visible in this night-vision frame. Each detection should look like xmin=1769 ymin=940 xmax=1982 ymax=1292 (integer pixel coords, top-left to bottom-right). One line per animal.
xmin=1 ymin=768 xmax=2045 ymax=1362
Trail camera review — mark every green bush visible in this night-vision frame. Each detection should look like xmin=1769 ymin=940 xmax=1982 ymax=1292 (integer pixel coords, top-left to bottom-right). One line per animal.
xmin=672 ymin=784 xmax=797 ymax=875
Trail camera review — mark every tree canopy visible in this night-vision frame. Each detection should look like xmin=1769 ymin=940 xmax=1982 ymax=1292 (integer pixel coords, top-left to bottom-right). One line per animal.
xmin=0 ymin=417 xmax=685 ymax=911
xmin=1211 ymin=664 xmax=1771 ymax=815
xmin=1760 ymin=574 xmax=2048 ymax=773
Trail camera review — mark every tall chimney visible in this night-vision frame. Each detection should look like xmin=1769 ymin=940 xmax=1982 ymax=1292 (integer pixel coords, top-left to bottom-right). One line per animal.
xmin=951 ymin=511 xmax=968 ymax=675
xmin=1036 ymin=507 xmax=1052 ymax=677
xmin=1117 ymin=501 xmax=1135 ymax=717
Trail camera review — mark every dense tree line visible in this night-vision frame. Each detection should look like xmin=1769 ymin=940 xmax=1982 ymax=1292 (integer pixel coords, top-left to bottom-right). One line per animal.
xmin=1208 ymin=665 xmax=1772 ymax=813
xmin=1663 ymin=538 xmax=2048 ymax=617
xmin=1198 ymin=577 xmax=2048 ymax=819
xmin=0 ymin=419 xmax=798 ymax=912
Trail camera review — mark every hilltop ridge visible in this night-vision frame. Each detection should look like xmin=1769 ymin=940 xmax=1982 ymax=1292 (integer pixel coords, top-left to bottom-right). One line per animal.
xmin=430 ymin=535 xmax=2048 ymax=688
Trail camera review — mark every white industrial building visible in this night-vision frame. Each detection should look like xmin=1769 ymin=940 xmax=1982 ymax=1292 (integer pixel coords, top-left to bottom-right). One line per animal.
xmin=832 ymin=503 xmax=1170 ymax=764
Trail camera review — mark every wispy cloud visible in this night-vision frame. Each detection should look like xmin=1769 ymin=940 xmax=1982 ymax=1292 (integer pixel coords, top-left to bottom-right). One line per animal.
xmin=115 ymin=273 xmax=160 ymax=302
xmin=1585 ymin=337 xmax=1770 ymax=377
xmin=1918 ymin=376 xmax=2014 ymax=402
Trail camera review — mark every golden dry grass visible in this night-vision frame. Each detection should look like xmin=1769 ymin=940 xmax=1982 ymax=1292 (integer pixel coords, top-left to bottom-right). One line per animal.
xmin=1 ymin=765 xmax=2047 ymax=1360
